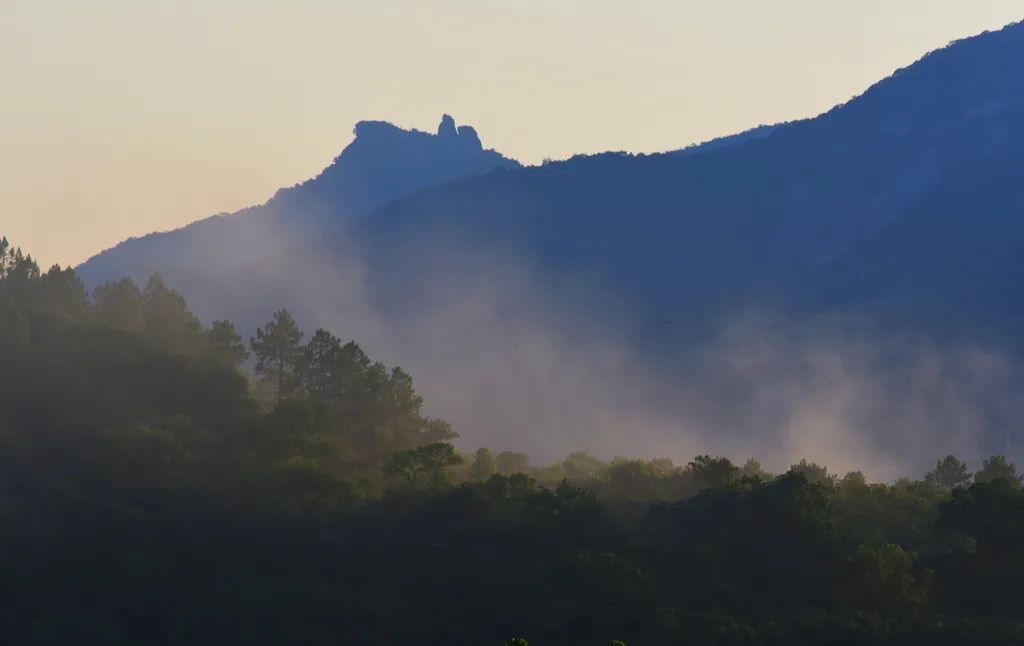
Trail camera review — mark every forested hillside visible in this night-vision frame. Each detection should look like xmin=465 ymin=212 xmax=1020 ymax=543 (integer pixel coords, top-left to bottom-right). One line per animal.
xmin=5 ymin=236 xmax=1024 ymax=644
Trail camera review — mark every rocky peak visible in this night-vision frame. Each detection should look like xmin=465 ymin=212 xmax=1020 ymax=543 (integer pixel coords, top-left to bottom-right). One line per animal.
xmin=456 ymin=124 xmax=482 ymax=149
xmin=437 ymin=113 xmax=458 ymax=138
xmin=437 ymin=114 xmax=482 ymax=149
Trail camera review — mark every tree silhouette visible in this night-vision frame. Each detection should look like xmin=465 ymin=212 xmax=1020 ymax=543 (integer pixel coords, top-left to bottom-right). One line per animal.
xmin=924 ymin=454 xmax=972 ymax=492
xmin=92 ymin=277 xmax=144 ymax=332
xmin=383 ymin=442 xmax=464 ymax=488
xmin=742 ymin=457 xmax=766 ymax=479
xmin=301 ymin=328 xmax=343 ymax=398
xmin=789 ymin=459 xmax=834 ymax=486
xmin=496 ymin=451 xmax=531 ymax=475
xmin=250 ymin=309 xmax=304 ymax=404
xmin=206 ymin=320 xmax=250 ymax=367
xmin=690 ymin=454 xmax=738 ymax=489
xmin=974 ymin=455 xmax=1021 ymax=488
xmin=469 ymin=447 xmax=498 ymax=481
xmin=141 ymin=274 xmax=204 ymax=354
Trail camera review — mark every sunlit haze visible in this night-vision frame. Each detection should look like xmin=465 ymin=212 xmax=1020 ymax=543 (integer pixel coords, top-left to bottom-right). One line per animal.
xmin=2 ymin=1 xmax=1021 ymax=266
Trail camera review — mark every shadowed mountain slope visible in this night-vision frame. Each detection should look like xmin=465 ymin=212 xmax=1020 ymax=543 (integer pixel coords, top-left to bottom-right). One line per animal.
xmin=80 ymin=22 xmax=1024 ymax=352
xmin=72 ymin=21 xmax=1024 ymax=462
xmin=77 ymin=114 xmax=519 ymax=297
xmin=349 ymin=21 xmax=1024 ymax=351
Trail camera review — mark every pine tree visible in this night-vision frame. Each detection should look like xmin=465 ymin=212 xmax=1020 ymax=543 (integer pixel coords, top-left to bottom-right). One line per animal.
xmin=250 ymin=309 xmax=304 ymax=403
xmin=206 ymin=320 xmax=250 ymax=367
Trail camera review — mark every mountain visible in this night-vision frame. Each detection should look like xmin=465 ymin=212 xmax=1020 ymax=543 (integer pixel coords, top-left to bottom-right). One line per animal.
xmin=346 ymin=20 xmax=1024 ymax=351
xmin=76 ymin=22 xmax=1024 ymax=460
xmin=670 ymin=123 xmax=781 ymax=157
xmin=82 ymin=22 xmax=1024 ymax=345
xmin=271 ymin=114 xmax=519 ymax=224
xmin=77 ymin=114 xmax=519 ymax=298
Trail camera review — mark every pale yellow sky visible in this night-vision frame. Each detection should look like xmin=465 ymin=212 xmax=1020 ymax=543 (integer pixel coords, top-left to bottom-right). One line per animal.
xmin=1 ymin=1 xmax=1021 ymax=267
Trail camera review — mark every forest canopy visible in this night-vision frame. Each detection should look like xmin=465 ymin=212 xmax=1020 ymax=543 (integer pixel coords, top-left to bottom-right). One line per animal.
xmin=2 ymin=236 xmax=1024 ymax=645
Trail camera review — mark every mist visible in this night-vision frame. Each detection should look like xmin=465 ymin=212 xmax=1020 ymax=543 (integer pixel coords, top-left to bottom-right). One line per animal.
xmin=147 ymin=213 xmax=1024 ymax=483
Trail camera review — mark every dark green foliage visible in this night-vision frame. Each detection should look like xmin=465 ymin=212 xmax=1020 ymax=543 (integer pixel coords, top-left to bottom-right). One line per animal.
xmin=602 ymin=457 xmax=691 ymax=502
xmin=496 ymin=450 xmax=532 ymax=474
xmin=974 ymin=454 xmax=1022 ymax=488
xmin=299 ymin=327 xmax=344 ymax=397
xmin=4 ymin=237 xmax=1024 ymax=644
xmin=92 ymin=276 xmax=145 ymax=332
xmin=689 ymin=454 xmax=739 ymax=489
xmin=930 ymin=479 xmax=1024 ymax=618
xmin=469 ymin=447 xmax=498 ymax=481
xmin=788 ymin=458 xmax=835 ymax=486
xmin=831 ymin=475 xmax=941 ymax=548
xmin=250 ymin=308 xmax=304 ymax=403
xmin=205 ymin=319 xmax=249 ymax=366
xmin=560 ymin=451 xmax=607 ymax=480
xmin=742 ymin=457 xmax=767 ymax=479
xmin=382 ymin=442 xmax=464 ymax=488
xmin=925 ymin=454 xmax=973 ymax=492
xmin=140 ymin=274 xmax=206 ymax=354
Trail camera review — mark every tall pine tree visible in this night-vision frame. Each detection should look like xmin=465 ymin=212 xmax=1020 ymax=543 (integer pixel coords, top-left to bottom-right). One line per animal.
xmin=250 ymin=309 xmax=304 ymax=403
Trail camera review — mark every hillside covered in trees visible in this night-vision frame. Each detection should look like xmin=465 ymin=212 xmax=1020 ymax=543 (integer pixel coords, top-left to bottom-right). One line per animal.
xmin=4 ymin=236 xmax=1024 ymax=644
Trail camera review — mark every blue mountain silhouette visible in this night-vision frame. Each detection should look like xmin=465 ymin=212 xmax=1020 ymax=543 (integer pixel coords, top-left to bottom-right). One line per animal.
xmin=77 ymin=114 xmax=519 ymax=293
xmin=79 ymin=21 xmax=1024 ymax=356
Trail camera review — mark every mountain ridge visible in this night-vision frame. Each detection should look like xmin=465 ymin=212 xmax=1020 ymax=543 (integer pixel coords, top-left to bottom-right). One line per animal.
xmin=77 ymin=20 xmax=1024 ymax=348
xmin=77 ymin=114 xmax=520 ymax=290
xmin=72 ymin=19 xmax=1024 ymax=459
xmin=343 ymin=19 xmax=1024 ymax=347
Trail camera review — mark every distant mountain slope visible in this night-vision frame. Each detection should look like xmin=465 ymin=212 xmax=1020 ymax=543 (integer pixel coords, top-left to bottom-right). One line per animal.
xmin=74 ymin=21 xmax=1024 ymax=461
xmin=271 ymin=114 xmax=519 ymax=223
xmin=79 ymin=21 xmax=1024 ymax=353
xmin=670 ymin=123 xmax=781 ymax=157
xmin=349 ymin=20 xmax=1024 ymax=351
xmin=77 ymin=115 xmax=519 ymax=293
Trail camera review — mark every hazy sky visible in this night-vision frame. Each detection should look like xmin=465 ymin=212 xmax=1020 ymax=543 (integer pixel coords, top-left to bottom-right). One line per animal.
xmin=2 ymin=1 xmax=1021 ymax=267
